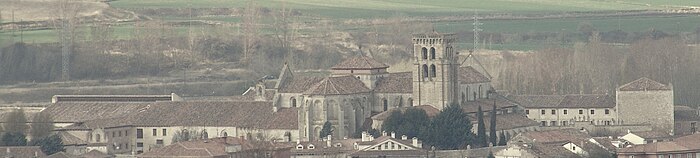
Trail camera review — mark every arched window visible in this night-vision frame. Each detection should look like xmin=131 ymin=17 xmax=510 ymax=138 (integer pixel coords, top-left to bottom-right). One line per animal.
xmin=478 ymin=85 xmax=483 ymax=99
xmin=96 ymin=134 xmax=101 ymax=142
xmin=408 ymin=98 xmax=413 ymax=106
xmin=291 ymin=98 xmax=297 ymax=107
xmin=202 ymin=130 xmax=209 ymax=139
xmin=430 ymin=64 xmax=436 ymax=77
xmin=222 ymin=132 xmax=228 ymax=137
xmin=430 ymin=47 xmax=436 ymax=59
xmin=462 ymin=93 xmax=466 ymax=103
xmin=466 ymin=87 xmax=470 ymax=101
xmin=422 ymin=65 xmax=428 ymax=78
xmin=421 ymin=47 xmax=428 ymax=59
xmin=382 ymin=99 xmax=388 ymax=111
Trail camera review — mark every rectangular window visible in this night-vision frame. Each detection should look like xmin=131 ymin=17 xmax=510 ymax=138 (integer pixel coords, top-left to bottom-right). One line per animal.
xmin=112 ymin=132 xmax=116 ymax=138
xmin=125 ymin=130 xmax=128 ymax=136
xmin=137 ymin=142 xmax=143 ymax=147
xmin=163 ymin=129 xmax=167 ymax=136
xmin=551 ymin=110 xmax=556 ymax=115
xmin=118 ymin=131 xmax=122 ymax=137
xmin=525 ymin=110 xmax=529 ymax=114
xmin=605 ymin=109 xmax=610 ymax=114
xmin=541 ymin=110 xmax=545 ymax=115
xmin=136 ymin=129 xmax=143 ymax=139
xmin=156 ymin=139 xmax=164 ymax=145
xmin=153 ymin=129 xmax=157 ymax=136
xmin=579 ymin=110 xmax=583 ymax=114
xmin=551 ymin=121 xmax=557 ymax=126
xmin=591 ymin=110 xmax=595 ymax=115
xmin=541 ymin=121 xmax=547 ymax=126
xmin=562 ymin=121 xmax=568 ymax=126
xmin=564 ymin=110 xmax=568 ymax=115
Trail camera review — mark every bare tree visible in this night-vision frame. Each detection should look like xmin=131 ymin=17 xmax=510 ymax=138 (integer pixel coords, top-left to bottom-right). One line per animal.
xmin=54 ymin=0 xmax=85 ymax=81
xmin=31 ymin=113 xmax=54 ymax=139
xmin=272 ymin=0 xmax=298 ymax=65
xmin=4 ymin=108 xmax=28 ymax=134
xmin=241 ymin=0 xmax=260 ymax=64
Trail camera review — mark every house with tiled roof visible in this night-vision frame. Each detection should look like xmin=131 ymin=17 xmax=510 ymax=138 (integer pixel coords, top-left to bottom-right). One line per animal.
xmin=504 ymin=129 xmax=614 ymax=157
xmin=137 ymin=137 xmax=292 ymax=158
xmin=674 ymin=105 xmax=700 ymax=136
xmin=620 ymin=130 xmax=674 ymax=145
xmin=291 ymin=132 xmax=426 ymax=158
xmin=618 ymin=132 xmax=700 ymax=158
xmin=508 ymin=94 xmax=617 ymax=127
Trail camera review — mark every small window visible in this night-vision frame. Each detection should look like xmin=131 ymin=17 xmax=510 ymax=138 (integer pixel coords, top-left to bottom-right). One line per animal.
xmin=163 ymin=129 xmax=167 ymax=136
xmin=525 ymin=110 xmax=529 ymax=114
xmin=541 ymin=121 xmax=546 ymax=126
xmin=563 ymin=110 xmax=568 ymax=115
xmin=605 ymin=109 xmax=610 ymax=115
xmin=551 ymin=121 xmax=557 ymax=126
xmin=429 ymin=64 xmax=436 ymax=78
xmin=118 ymin=131 xmax=122 ymax=137
xmin=153 ymin=129 xmax=157 ymax=136
xmin=579 ymin=110 xmax=584 ymax=114
xmin=308 ymin=144 xmax=315 ymax=149
xmin=541 ymin=110 xmax=545 ymax=115
xmin=96 ymin=134 xmax=101 ymax=142
xmin=112 ymin=132 xmax=116 ymax=138
xmin=591 ymin=110 xmax=595 ymax=115
xmin=296 ymin=144 xmax=304 ymax=149
xmin=551 ymin=110 xmax=556 ymax=115
xmin=156 ymin=139 xmax=164 ymax=145
xmin=125 ymin=130 xmax=128 ymax=136
xmin=137 ymin=142 xmax=143 ymax=147
xmin=137 ymin=129 xmax=143 ymax=139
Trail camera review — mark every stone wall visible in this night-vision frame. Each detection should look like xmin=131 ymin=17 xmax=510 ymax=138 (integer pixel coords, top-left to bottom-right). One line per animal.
xmin=616 ymin=90 xmax=674 ymax=134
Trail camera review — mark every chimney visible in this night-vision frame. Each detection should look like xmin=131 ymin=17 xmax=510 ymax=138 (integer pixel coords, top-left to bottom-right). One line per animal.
xmin=391 ymin=132 xmax=396 ymax=138
xmin=273 ymin=106 xmax=278 ymax=112
xmin=467 ymin=145 xmax=471 ymax=149
xmin=361 ymin=132 xmax=369 ymax=142
xmin=412 ymin=137 xmax=419 ymax=147
xmin=326 ymin=135 xmax=332 ymax=147
xmin=489 ymin=142 xmax=493 ymax=147
xmin=401 ymin=135 xmax=408 ymax=140
xmin=382 ymin=131 xmax=387 ymax=137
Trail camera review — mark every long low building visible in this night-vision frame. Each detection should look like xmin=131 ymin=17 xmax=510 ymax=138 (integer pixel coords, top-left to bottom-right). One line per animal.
xmin=43 ymin=101 xmax=299 ymax=155
xmin=508 ymin=94 xmax=617 ymax=127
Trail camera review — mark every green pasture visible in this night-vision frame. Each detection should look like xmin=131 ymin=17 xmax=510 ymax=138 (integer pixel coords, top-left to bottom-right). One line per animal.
xmin=436 ymin=16 xmax=700 ymax=34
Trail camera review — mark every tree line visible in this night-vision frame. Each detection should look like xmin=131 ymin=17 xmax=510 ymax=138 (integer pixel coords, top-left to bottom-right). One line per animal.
xmin=1 ymin=109 xmax=63 ymax=155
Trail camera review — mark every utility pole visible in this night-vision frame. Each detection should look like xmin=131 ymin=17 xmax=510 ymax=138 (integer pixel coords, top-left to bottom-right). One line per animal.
xmin=472 ymin=10 xmax=482 ymax=52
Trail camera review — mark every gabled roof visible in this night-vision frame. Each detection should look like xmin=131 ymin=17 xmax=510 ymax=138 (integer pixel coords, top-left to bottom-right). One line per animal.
xmin=80 ymin=150 xmax=109 ymax=158
xmin=507 ymin=94 xmax=615 ymax=108
xmin=618 ymin=77 xmax=671 ymax=91
xmin=458 ymin=66 xmax=490 ymax=84
xmin=619 ymin=133 xmax=700 ymax=153
xmin=461 ymin=95 xmax=519 ymax=114
xmin=278 ymin=76 xmax=325 ymax=93
xmin=304 ymin=76 xmax=371 ymax=95
xmin=627 ymin=131 xmax=672 ymax=139
xmin=47 ymin=152 xmax=76 ymax=158
xmin=137 ymin=137 xmax=277 ymax=157
xmin=331 ymin=56 xmax=389 ymax=70
xmin=472 ymin=113 xmax=539 ymax=131
xmin=374 ymin=72 xmax=412 ymax=93
xmin=57 ymin=131 xmax=88 ymax=146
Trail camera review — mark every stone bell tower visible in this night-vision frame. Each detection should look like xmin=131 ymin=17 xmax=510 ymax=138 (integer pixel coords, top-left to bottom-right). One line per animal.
xmin=411 ymin=32 xmax=459 ymax=110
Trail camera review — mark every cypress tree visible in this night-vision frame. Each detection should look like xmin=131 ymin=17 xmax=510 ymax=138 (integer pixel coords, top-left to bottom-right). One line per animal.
xmin=422 ymin=103 xmax=473 ymax=150
xmin=319 ymin=121 xmax=333 ymax=138
xmin=498 ymin=130 xmax=507 ymax=146
xmin=489 ymin=104 xmax=497 ymax=146
xmin=476 ymin=105 xmax=487 ymax=147
xmin=381 ymin=110 xmax=403 ymax=133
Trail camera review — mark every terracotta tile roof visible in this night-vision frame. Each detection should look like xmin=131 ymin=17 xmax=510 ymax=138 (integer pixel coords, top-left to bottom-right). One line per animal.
xmin=79 ymin=150 xmax=109 ymax=158
xmin=618 ymin=77 xmax=671 ymax=91
xmin=461 ymin=95 xmax=518 ymax=114
xmin=374 ymin=72 xmax=412 ymax=93
xmin=517 ymin=129 xmax=591 ymax=144
xmin=331 ymin=56 xmax=389 ymax=70
xmin=619 ymin=133 xmax=700 ymax=153
xmin=472 ymin=113 xmax=539 ymax=131
xmin=629 ymin=131 xmax=672 ymax=139
xmin=57 ymin=131 xmax=88 ymax=146
xmin=278 ymin=76 xmax=325 ymax=93
xmin=507 ymin=94 xmax=615 ymax=108
xmin=458 ymin=66 xmax=490 ymax=84
xmin=355 ymin=136 xmax=417 ymax=147
xmin=52 ymin=94 xmax=175 ymax=103
xmin=0 ymin=146 xmax=47 ymax=158
xmin=591 ymin=137 xmax=618 ymax=151
xmin=348 ymin=150 xmax=426 ymax=157
xmin=138 ymin=137 xmax=264 ymax=157
xmin=48 ymin=101 xmax=298 ymax=130
xmin=47 ymin=152 xmax=76 ymax=158
xmin=292 ymin=138 xmax=359 ymax=154
xmin=434 ymin=146 xmax=507 ymax=158
xmin=303 ymin=76 xmax=370 ymax=95
xmin=371 ymin=105 xmax=439 ymax=121
xmin=528 ymin=143 xmax=583 ymax=158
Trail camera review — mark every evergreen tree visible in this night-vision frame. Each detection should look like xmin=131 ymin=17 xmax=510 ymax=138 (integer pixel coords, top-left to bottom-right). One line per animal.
xmin=489 ymin=105 xmax=497 ymax=146
xmin=422 ymin=103 xmax=473 ymax=150
xmin=31 ymin=112 xmax=54 ymax=139
xmin=398 ymin=108 xmax=430 ymax=138
xmin=29 ymin=134 xmax=63 ymax=155
xmin=319 ymin=121 xmax=333 ymax=138
xmin=381 ymin=110 xmax=403 ymax=133
xmin=498 ymin=130 xmax=507 ymax=146
xmin=476 ymin=105 xmax=487 ymax=147
xmin=1 ymin=132 xmax=27 ymax=146
xmin=5 ymin=109 xmax=28 ymax=134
